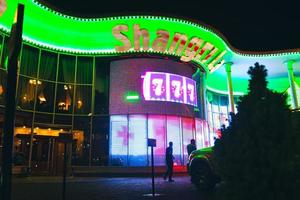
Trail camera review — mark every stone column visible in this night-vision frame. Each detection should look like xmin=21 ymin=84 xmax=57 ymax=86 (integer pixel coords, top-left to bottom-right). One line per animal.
xmin=285 ymin=60 xmax=298 ymax=109
xmin=224 ymin=62 xmax=235 ymax=113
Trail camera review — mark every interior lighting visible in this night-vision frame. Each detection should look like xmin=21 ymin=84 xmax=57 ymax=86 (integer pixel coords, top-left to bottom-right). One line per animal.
xmin=77 ymin=100 xmax=83 ymax=109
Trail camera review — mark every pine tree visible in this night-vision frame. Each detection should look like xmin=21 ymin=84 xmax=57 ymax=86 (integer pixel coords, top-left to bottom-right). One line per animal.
xmin=213 ymin=62 xmax=300 ymax=200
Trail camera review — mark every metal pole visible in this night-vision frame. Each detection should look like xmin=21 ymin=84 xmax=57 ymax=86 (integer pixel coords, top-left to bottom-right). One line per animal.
xmin=151 ymin=146 xmax=155 ymax=197
xmin=62 ymin=142 xmax=67 ymax=200
xmin=47 ymin=138 xmax=51 ymax=172
xmin=1 ymin=4 xmax=24 ymax=200
xmin=224 ymin=62 xmax=235 ymax=114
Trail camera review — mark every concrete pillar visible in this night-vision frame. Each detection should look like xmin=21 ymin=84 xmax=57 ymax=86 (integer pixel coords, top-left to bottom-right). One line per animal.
xmin=224 ymin=62 xmax=235 ymax=113
xmin=285 ymin=60 xmax=298 ymax=109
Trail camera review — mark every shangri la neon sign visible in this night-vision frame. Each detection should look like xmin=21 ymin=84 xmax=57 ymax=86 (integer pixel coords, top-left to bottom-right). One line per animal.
xmin=113 ymin=24 xmax=227 ymax=72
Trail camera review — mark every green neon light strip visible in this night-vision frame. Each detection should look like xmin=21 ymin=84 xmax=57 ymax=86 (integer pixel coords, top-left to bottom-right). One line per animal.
xmin=0 ymin=1 xmax=299 ymax=95
xmin=0 ymin=0 xmax=231 ymax=74
xmin=126 ymin=95 xmax=140 ymax=100
xmin=206 ymin=86 xmax=245 ymax=96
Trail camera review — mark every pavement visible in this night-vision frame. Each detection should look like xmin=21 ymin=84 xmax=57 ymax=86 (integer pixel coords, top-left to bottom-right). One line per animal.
xmin=11 ymin=174 xmax=216 ymax=200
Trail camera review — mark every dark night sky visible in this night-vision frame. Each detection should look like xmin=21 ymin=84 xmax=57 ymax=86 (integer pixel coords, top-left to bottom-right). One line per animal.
xmin=41 ymin=0 xmax=300 ymax=52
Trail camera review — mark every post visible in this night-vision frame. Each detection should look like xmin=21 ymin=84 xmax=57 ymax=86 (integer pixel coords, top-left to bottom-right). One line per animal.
xmin=47 ymin=138 xmax=51 ymax=172
xmin=146 ymin=138 xmax=156 ymax=197
xmin=151 ymin=146 xmax=155 ymax=197
xmin=62 ymin=141 xmax=67 ymax=200
xmin=285 ymin=60 xmax=299 ymax=109
xmin=1 ymin=4 xmax=24 ymax=200
xmin=59 ymin=132 xmax=73 ymax=200
xmin=224 ymin=62 xmax=235 ymax=113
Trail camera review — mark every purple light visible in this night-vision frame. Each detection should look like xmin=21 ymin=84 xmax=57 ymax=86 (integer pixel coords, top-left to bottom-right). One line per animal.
xmin=142 ymin=72 xmax=197 ymax=106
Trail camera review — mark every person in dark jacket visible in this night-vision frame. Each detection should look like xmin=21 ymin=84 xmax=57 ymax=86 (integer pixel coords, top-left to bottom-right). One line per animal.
xmin=163 ymin=141 xmax=175 ymax=182
xmin=187 ymin=139 xmax=197 ymax=157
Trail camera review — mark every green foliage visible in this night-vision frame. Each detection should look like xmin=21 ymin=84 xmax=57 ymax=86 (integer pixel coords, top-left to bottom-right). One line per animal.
xmin=213 ymin=62 xmax=300 ymax=200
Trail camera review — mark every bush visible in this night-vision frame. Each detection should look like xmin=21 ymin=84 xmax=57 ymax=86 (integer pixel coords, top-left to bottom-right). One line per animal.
xmin=213 ymin=62 xmax=300 ymax=200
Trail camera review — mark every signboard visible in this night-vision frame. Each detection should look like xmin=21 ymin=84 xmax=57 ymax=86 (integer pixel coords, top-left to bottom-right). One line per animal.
xmin=113 ymin=24 xmax=227 ymax=72
xmin=142 ymin=72 xmax=197 ymax=106
xmin=147 ymin=138 xmax=156 ymax=147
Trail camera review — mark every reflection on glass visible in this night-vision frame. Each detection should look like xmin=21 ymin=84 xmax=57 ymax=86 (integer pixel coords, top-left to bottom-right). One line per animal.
xmin=110 ymin=114 xmax=209 ymax=166
xmin=167 ymin=116 xmax=182 ymax=166
xmin=58 ymin=55 xmax=75 ymax=83
xmin=128 ymin=115 xmax=147 ymax=166
xmin=20 ymin=45 xmax=38 ymax=77
xmin=17 ymin=76 xmax=36 ymax=110
xmin=195 ymin=119 xmax=204 ymax=149
xmin=206 ymin=92 xmax=240 ymax=141
xmin=73 ymin=116 xmax=91 ymax=165
xmin=75 ymin=85 xmax=92 ymax=114
xmin=36 ymin=81 xmax=55 ymax=113
xmin=39 ymin=50 xmax=57 ymax=81
xmin=110 ymin=115 xmax=128 ymax=166
xmin=77 ymin=57 xmax=93 ymax=84
xmin=56 ymin=84 xmax=73 ymax=113
xmin=182 ymin=117 xmax=194 ymax=165
xmin=148 ymin=115 xmax=166 ymax=166
xmin=0 ymin=69 xmax=6 ymax=105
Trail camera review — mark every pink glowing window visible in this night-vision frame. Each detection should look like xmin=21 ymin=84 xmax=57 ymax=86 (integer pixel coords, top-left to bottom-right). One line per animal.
xmin=142 ymin=72 xmax=197 ymax=107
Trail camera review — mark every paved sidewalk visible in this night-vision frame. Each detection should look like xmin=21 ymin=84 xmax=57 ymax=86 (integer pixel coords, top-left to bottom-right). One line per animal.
xmin=12 ymin=175 xmax=215 ymax=200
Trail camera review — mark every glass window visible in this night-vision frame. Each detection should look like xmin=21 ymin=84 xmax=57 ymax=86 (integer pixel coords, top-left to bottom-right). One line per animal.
xmin=182 ymin=117 xmax=194 ymax=165
xmin=35 ymin=80 xmax=55 ymax=113
xmin=73 ymin=116 xmax=91 ymax=165
xmin=212 ymin=113 xmax=221 ymax=130
xmin=110 ymin=115 xmax=128 ymax=166
xmin=54 ymin=114 xmax=72 ymax=125
xmin=20 ymin=45 xmax=39 ymax=77
xmin=212 ymin=104 xmax=219 ymax=113
xmin=166 ymin=116 xmax=182 ymax=166
xmin=220 ymin=96 xmax=228 ymax=106
xmin=94 ymin=58 xmax=110 ymax=114
xmin=128 ymin=115 xmax=147 ymax=166
xmin=55 ymin=83 xmax=74 ymax=114
xmin=203 ymin=121 xmax=211 ymax=147
xmin=0 ymin=36 xmax=8 ymax=69
xmin=0 ymin=69 xmax=7 ymax=105
xmin=92 ymin=116 xmax=109 ymax=166
xmin=148 ymin=115 xmax=166 ymax=166
xmin=39 ymin=51 xmax=57 ymax=81
xmin=195 ymin=119 xmax=205 ymax=149
xmin=207 ymin=101 xmax=212 ymax=112
xmin=220 ymin=114 xmax=229 ymax=129
xmin=220 ymin=105 xmax=228 ymax=114
xmin=34 ymin=113 xmax=53 ymax=124
xmin=58 ymin=55 xmax=75 ymax=83
xmin=0 ymin=35 xmax=3 ymax=67
xmin=17 ymin=76 xmax=36 ymax=110
xmin=75 ymin=85 xmax=92 ymax=114
xmin=77 ymin=57 xmax=93 ymax=84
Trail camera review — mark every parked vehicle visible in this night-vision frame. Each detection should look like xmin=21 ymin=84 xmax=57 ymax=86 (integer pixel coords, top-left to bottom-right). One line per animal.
xmin=188 ymin=147 xmax=220 ymax=190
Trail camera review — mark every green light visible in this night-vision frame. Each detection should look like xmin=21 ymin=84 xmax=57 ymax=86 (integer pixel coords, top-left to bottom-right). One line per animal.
xmin=125 ymin=91 xmax=140 ymax=102
xmin=0 ymin=0 xmax=229 ymax=72
xmin=126 ymin=95 xmax=140 ymax=100
xmin=0 ymin=1 xmax=299 ymax=95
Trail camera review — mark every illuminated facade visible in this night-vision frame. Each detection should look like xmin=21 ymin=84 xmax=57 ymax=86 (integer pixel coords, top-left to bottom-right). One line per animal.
xmin=0 ymin=1 xmax=299 ymax=170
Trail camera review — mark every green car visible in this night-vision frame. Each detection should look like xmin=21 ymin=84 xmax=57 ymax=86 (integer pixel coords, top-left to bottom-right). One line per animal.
xmin=188 ymin=147 xmax=220 ymax=190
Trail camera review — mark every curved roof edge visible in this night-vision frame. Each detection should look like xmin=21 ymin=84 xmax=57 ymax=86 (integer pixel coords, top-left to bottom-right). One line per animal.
xmin=0 ymin=0 xmax=299 ymax=95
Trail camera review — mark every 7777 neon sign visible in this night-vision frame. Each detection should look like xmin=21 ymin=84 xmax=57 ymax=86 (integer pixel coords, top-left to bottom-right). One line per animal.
xmin=142 ymin=72 xmax=197 ymax=107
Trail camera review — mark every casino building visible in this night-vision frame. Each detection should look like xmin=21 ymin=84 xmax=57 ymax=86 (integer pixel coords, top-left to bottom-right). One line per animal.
xmin=0 ymin=1 xmax=299 ymax=171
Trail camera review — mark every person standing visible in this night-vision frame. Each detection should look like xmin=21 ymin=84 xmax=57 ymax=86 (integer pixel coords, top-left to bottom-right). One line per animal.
xmin=187 ymin=139 xmax=197 ymax=157
xmin=163 ymin=142 xmax=175 ymax=182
